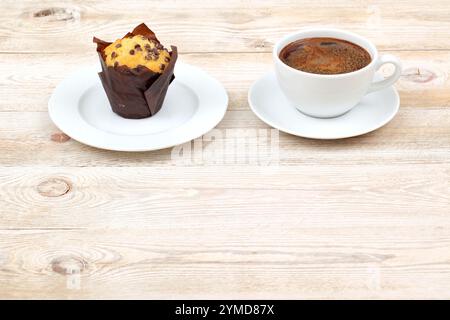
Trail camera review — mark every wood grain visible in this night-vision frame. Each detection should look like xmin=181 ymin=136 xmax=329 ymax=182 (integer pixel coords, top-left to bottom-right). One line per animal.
xmin=0 ymin=106 xmax=449 ymax=166
xmin=1 ymin=226 xmax=450 ymax=299
xmin=1 ymin=0 xmax=450 ymax=299
xmin=1 ymin=0 xmax=450 ymax=53
xmin=1 ymin=165 xmax=449 ymax=229
xmin=0 ymin=51 xmax=449 ymax=113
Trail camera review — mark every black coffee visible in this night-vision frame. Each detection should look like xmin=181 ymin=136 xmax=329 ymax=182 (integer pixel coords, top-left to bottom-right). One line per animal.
xmin=279 ymin=37 xmax=372 ymax=75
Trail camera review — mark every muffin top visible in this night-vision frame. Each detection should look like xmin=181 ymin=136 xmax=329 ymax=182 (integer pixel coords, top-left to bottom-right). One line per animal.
xmin=104 ymin=35 xmax=171 ymax=73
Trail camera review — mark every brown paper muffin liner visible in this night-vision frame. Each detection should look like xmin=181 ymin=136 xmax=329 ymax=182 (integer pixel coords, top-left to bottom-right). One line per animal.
xmin=93 ymin=23 xmax=178 ymax=119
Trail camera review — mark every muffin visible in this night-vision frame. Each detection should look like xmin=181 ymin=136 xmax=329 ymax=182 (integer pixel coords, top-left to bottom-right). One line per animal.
xmin=93 ymin=23 xmax=178 ymax=119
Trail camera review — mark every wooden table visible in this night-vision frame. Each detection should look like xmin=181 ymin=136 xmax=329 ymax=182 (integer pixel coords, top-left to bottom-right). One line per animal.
xmin=0 ymin=0 xmax=449 ymax=299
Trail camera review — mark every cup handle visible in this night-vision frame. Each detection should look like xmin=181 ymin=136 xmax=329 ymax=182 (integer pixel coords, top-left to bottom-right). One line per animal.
xmin=367 ymin=54 xmax=402 ymax=93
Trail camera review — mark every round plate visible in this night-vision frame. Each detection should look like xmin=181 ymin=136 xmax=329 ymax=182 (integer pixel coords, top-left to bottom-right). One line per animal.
xmin=248 ymin=71 xmax=400 ymax=139
xmin=48 ymin=62 xmax=228 ymax=151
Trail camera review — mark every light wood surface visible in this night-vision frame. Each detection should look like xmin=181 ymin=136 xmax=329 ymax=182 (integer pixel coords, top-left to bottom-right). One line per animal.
xmin=0 ymin=0 xmax=449 ymax=299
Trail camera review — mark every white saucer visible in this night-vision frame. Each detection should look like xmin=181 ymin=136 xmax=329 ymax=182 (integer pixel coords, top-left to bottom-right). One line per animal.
xmin=248 ymin=72 xmax=399 ymax=139
xmin=48 ymin=62 xmax=228 ymax=151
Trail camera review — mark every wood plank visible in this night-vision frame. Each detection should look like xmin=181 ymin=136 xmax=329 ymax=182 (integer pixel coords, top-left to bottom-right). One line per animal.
xmin=0 ymin=51 xmax=449 ymax=113
xmin=1 ymin=226 xmax=450 ymax=299
xmin=1 ymin=0 xmax=450 ymax=53
xmin=0 ymin=107 xmax=449 ymax=167
xmin=0 ymin=165 xmax=449 ymax=229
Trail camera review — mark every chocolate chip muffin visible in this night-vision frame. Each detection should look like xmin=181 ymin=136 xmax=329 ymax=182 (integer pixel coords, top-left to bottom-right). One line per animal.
xmin=93 ymin=23 xmax=178 ymax=119
xmin=104 ymin=35 xmax=171 ymax=73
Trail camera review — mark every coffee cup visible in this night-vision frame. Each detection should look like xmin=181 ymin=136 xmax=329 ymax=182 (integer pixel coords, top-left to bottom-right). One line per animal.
xmin=273 ymin=28 xmax=402 ymax=118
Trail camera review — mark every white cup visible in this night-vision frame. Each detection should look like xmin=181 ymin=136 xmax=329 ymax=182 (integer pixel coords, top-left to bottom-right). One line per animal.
xmin=273 ymin=28 xmax=402 ymax=118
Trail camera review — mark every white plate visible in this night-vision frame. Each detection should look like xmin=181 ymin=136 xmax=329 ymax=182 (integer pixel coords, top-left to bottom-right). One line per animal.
xmin=48 ymin=62 xmax=228 ymax=151
xmin=248 ymin=71 xmax=400 ymax=139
